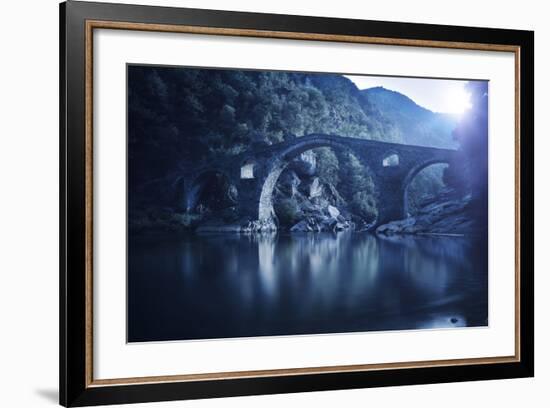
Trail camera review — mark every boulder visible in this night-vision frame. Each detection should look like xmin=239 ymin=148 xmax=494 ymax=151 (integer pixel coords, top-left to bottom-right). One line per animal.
xmin=290 ymin=213 xmax=351 ymax=233
xmin=327 ymin=205 xmax=340 ymax=219
xmin=333 ymin=221 xmax=350 ymax=231
xmin=309 ymin=177 xmax=323 ymax=198
xmin=241 ymin=218 xmax=278 ymax=233
xmin=277 ymin=170 xmax=302 ymax=197
xmin=324 ymin=183 xmax=347 ymax=208
xmin=290 ymin=220 xmax=313 ymax=232
xmin=289 ymin=151 xmax=316 ymax=177
xmin=376 ymin=217 xmax=419 ymax=235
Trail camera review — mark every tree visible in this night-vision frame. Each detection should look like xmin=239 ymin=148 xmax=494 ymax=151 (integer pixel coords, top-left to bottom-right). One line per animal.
xmin=314 ymin=147 xmax=339 ymax=186
xmin=351 ymin=191 xmax=378 ymax=223
xmin=274 ymin=197 xmax=303 ymax=226
xmin=337 ymin=151 xmax=369 ymax=197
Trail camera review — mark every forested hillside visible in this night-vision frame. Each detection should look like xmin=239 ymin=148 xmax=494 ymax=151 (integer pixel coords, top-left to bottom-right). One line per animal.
xmin=128 ymin=66 xmax=462 ymax=231
xmin=362 ymin=86 xmax=458 ymax=148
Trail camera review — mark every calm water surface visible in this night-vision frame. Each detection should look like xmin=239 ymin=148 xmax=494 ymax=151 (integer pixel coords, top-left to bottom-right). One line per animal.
xmin=128 ymin=232 xmax=488 ymax=342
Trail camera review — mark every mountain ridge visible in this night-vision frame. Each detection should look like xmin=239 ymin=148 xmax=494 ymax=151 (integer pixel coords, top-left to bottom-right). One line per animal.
xmin=362 ymin=86 xmax=458 ymax=149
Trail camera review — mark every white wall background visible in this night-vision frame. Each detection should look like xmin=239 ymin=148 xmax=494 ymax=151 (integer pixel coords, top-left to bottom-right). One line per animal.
xmin=0 ymin=0 xmax=544 ymax=407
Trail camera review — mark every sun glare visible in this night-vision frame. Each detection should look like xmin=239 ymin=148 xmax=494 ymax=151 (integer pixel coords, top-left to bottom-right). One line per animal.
xmin=445 ymin=86 xmax=472 ymax=115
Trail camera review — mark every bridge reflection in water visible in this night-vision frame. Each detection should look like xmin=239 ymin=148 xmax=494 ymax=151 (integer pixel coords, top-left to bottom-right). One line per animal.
xmin=127 ymin=232 xmax=488 ymax=342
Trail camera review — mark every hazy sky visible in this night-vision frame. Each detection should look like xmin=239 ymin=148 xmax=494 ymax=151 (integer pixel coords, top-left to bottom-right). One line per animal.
xmin=345 ymin=75 xmax=474 ymax=115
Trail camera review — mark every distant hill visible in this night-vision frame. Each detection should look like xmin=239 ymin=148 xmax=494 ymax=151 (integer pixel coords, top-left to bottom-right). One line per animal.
xmin=362 ymin=86 xmax=458 ymax=149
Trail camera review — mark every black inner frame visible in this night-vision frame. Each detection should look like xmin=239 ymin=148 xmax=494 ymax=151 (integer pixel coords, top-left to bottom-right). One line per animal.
xmin=60 ymin=1 xmax=534 ymax=406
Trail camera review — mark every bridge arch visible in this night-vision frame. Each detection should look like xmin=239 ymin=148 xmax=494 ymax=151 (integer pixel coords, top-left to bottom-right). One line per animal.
xmin=257 ymin=136 xmax=376 ymax=222
xmin=402 ymin=159 xmax=451 ymax=216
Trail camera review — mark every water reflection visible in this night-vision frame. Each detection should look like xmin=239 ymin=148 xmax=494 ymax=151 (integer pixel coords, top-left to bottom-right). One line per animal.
xmin=128 ymin=232 xmax=488 ymax=342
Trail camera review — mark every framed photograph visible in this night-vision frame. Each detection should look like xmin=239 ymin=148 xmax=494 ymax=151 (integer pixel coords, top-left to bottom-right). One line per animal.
xmin=60 ymin=1 xmax=534 ymax=406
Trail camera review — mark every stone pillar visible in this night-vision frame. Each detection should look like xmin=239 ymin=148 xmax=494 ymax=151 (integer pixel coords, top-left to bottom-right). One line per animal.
xmin=374 ymin=173 xmax=406 ymax=226
xmin=236 ymin=178 xmax=263 ymax=221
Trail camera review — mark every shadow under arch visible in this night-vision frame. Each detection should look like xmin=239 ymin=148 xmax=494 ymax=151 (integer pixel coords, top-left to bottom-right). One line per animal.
xmin=258 ymin=135 xmax=378 ymax=223
xmin=186 ymin=169 xmax=235 ymax=212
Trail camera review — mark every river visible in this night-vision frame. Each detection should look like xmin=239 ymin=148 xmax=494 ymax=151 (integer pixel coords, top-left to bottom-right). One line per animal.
xmin=128 ymin=232 xmax=488 ymax=342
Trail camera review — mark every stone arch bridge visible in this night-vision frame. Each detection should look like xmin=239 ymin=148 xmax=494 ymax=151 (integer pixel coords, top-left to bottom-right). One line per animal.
xmin=176 ymin=134 xmax=459 ymax=226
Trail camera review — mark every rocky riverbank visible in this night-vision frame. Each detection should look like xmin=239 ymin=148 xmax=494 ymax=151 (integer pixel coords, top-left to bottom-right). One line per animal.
xmin=129 ymin=183 xmax=480 ymax=236
xmin=376 ymin=188 xmax=482 ymax=236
